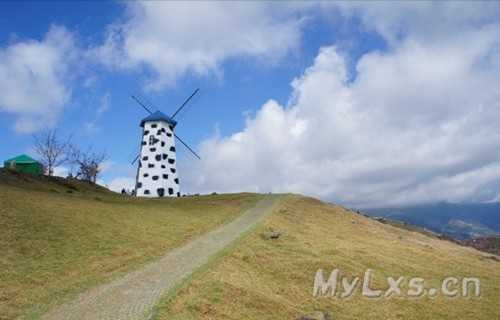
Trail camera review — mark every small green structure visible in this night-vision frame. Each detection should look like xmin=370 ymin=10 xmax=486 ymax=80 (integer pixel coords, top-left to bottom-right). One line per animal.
xmin=3 ymin=154 xmax=44 ymax=175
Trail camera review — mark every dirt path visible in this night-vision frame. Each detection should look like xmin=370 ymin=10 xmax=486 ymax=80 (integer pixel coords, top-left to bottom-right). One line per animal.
xmin=42 ymin=195 xmax=283 ymax=320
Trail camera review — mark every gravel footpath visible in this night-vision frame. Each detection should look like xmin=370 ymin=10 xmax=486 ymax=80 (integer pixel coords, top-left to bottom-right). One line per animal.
xmin=42 ymin=195 xmax=283 ymax=320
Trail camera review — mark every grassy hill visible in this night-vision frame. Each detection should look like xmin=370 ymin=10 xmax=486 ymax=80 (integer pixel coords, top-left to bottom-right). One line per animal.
xmin=2 ymin=170 xmax=499 ymax=319
xmin=0 ymin=169 xmax=263 ymax=319
xmin=155 ymin=196 xmax=500 ymax=320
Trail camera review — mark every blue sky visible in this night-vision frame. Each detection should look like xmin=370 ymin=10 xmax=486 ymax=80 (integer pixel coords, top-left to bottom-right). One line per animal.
xmin=0 ymin=2 xmax=344 ymax=169
xmin=1 ymin=2 xmax=500 ymax=208
xmin=0 ymin=2 xmax=379 ymax=183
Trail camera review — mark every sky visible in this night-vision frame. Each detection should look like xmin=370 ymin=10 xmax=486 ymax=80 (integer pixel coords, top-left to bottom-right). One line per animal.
xmin=1 ymin=1 xmax=500 ymax=208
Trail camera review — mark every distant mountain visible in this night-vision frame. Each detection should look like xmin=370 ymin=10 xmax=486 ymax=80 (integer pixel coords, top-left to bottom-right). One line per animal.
xmin=363 ymin=202 xmax=500 ymax=240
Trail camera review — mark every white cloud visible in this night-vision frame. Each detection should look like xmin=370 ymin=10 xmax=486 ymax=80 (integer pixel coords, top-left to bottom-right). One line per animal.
xmin=83 ymin=121 xmax=98 ymax=133
xmin=53 ymin=166 xmax=69 ymax=178
xmin=97 ymin=92 xmax=110 ymax=116
xmin=94 ymin=2 xmax=307 ymax=90
xmin=107 ymin=177 xmax=135 ymax=193
xmin=84 ymin=92 xmax=111 ymax=133
xmin=99 ymin=160 xmax=138 ymax=194
xmin=0 ymin=25 xmax=78 ymax=133
xmin=334 ymin=2 xmax=500 ymax=45
xmin=182 ymin=4 xmax=500 ymax=208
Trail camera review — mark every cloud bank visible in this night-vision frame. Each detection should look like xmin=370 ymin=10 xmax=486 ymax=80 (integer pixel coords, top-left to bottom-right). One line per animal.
xmin=95 ymin=2 xmax=307 ymax=90
xmin=182 ymin=3 xmax=500 ymax=208
xmin=0 ymin=26 xmax=77 ymax=133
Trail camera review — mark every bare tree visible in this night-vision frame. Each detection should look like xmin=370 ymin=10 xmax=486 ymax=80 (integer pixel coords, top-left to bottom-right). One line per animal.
xmin=70 ymin=146 xmax=107 ymax=183
xmin=33 ymin=129 xmax=71 ymax=176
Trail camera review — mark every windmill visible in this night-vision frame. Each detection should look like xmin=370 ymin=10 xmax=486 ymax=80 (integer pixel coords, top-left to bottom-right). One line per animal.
xmin=130 ymin=89 xmax=200 ymax=198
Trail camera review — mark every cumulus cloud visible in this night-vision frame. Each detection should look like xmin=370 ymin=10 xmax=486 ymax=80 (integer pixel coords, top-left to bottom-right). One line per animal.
xmin=94 ymin=2 xmax=307 ymax=90
xmin=334 ymin=1 xmax=500 ymax=45
xmin=182 ymin=4 xmax=500 ymax=208
xmin=53 ymin=166 xmax=69 ymax=178
xmin=0 ymin=26 xmax=77 ymax=133
xmin=107 ymin=177 xmax=136 ymax=193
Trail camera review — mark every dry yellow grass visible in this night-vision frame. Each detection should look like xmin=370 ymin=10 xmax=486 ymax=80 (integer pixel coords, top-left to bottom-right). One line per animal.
xmin=0 ymin=171 xmax=263 ymax=319
xmin=156 ymin=196 xmax=500 ymax=320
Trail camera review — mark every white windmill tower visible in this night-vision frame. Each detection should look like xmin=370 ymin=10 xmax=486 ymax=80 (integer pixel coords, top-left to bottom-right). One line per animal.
xmin=131 ymin=89 xmax=200 ymax=198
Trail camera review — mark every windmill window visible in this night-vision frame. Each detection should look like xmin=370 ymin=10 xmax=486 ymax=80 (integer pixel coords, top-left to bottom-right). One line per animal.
xmin=155 ymin=154 xmax=161 ymax=161
xmin=143 ymin=130 xmax=150 ymax=135
xmin=143 ymin=173 xmax=149 ymax=177
xmin=161 ymin=141 xmax=165 ymax=147
xmin=162 ymin=154 xmax=168 ymax=160
xmin=148 ymin=163 xmax=154 ymax=168
xmin=136 ymin=182 xmax=142 ymax=188
xmin=142 ymin=141 xmax=146 ymax=145
xmin=169 ymin=125 xmax=174 ymax=131
xmin=170 ymin=168 xmax=176 ymax=173
xmin=151 ymin=124 xmax=157 ymax=128
xmin=163 ymin=174 xmax=168 ymax=179
xmin=142 ymin=156 xmax=148 ymax=161
xmin=174 ymin=178 xmax=179 ymax=184
xmin=167 ymin=132 xmax=172 ymax=137
xmin=149 ymin=136 xmax=156 ymax=145
xmin=169 ymin=146 xmax=176 ymax=152
xmin=168 ymin=188 xmax=174 ymax=195
xmin=157 ymin=130 xmax=162 ymax=136
xmin=157 ymin=188 xmax=165 ymax=197
xmin=161 ymin=165 xmax=166 ymax=169
xmin=177 ymin=192 xmax=181 ymax=197
xmin=168 ymin=158 xmax=175 ymax=164
xmin=144 ymin=190 xmax=150 ymax=195
xmin=152 ymin=175 xmax=159 ymax=181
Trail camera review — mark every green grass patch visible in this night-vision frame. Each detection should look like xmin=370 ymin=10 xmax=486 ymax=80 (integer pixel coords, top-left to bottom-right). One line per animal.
xmin=0 ymin=170 xmax=263 ymax=319
xmin=155 ymin=196 xmax=500 ymax=320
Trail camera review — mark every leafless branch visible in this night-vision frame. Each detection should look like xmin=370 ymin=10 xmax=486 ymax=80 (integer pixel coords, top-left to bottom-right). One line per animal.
xmin=33 ymin=129 xmax=71 ymax=176
xmin=69 ymin=146 xmax=108 ymax=183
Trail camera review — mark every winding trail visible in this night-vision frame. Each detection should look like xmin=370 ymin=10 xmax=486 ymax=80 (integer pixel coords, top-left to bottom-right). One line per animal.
xmin=42 ymin=195 xmax=283 ymax=320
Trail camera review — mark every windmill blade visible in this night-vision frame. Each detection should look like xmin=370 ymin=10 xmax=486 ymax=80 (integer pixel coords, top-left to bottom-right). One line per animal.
xmin=131 ymin=95 xmax=153 ymax=114
xmin=174 ymin=133 xmax=201 ymax=159
xmin=171 ymin=88 xmax=199 ymax=119
xmin=130 ymin=135 xmax=145 ymax=165
xmin=131 ymin=154 xmax=140 ymax=165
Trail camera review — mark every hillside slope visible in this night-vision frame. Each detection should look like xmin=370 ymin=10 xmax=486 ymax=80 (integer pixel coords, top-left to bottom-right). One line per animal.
xmin=0 ymin=170 xmax=263 ymax=319
xmin=156 ymin=196 xmax=500 ymax=320
xmin=2 ymin=170 xmax=499 ymax=320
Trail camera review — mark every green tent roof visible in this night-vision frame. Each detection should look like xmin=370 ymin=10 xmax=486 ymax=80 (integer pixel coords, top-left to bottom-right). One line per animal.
xmin=4 ymin=154 xmax=40 ymax=164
